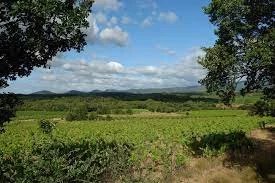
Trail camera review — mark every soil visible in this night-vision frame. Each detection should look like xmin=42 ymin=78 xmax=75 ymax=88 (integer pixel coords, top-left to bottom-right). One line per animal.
xmin=173 ymin=126 xmax=275 ymax=183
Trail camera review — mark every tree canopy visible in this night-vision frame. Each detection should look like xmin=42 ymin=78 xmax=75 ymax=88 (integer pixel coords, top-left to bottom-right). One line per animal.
xmin=0 ymin=93 xmax=22 ymax=133
xmin=199 ymin=0 xmax=274 ymax=105
xmin=0 ymin=0 xmax=94 ymax=88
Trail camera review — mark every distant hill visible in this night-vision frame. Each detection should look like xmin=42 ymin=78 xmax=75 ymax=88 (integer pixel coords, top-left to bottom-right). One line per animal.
xmin=29 ymin=82 xmax=249 ymax=95
xmin=30 ymin=86 xmax=205 ymax=95
xmin=123 ymin=86 xmax=205 ymax=94
xmin=91 ymin=90 xmax=102 ymax=93
xmin=66 ymin=90 xmax=87 ymax=95
xmin=31 ymin=90 xmax=56 ymax=95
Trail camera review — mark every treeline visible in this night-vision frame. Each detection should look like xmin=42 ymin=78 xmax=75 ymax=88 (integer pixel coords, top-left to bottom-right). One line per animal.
xmin=18 ymin=93 xmax=218 ymax=113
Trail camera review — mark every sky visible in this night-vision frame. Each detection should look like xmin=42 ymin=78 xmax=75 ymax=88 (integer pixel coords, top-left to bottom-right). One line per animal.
xmin=3 ymin=0 xmax=217 ymax=94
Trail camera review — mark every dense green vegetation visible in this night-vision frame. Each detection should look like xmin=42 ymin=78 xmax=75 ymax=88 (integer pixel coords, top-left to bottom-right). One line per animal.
xmin=199 ymin=0 xmax=274 ymax=104
xmin=17 ymin=92 xmax=261 ymax=113
xmin=1 ymin=95 xmax=274 ymax=182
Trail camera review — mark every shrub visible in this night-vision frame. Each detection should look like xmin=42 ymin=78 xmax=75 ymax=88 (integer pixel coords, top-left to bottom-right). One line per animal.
xmin=0 ymin=139 xmax=133 ymax=182
xmin=65 ymin=105 xmax=88 ymax=121
xmin=96 ymin=106 xmax=111 ymax=115
xmin=126 ymin=109 xmax=133 ymax=115
xmin=249 ymin=100 xmax=270 ymax=117
xmin=113 ymin=108 xmax=125 ymax=115
xmin=249 ymin=100 xmax=275 ymax=117
xmin=39 ymin=119 xmax=56 ymax=134
xmin=105 ymin=115 xmax=113 ymax=121
xmin=88 ymin=112 xmax=99 ymax=120
xmin=0 ymin=93 xmax=22 ymax=133
xmin=185 ymin=131 xmax=254 ymax=156
xmin=270 ymin=100 xmax=275 ymax=117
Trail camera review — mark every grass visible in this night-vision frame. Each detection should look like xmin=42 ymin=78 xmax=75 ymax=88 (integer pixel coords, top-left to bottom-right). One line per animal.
xmin=15 ymin=111 xmax=66 ymax=120
xmin=1 ymin=109 xmax=274 ymax=182
xmin=1 ymin=110 xmax=271 ymax=156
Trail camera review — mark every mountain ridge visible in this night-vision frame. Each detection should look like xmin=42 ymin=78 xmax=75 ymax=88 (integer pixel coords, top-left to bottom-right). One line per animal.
xmin=30 ymin=85 xmax=204 ymax=95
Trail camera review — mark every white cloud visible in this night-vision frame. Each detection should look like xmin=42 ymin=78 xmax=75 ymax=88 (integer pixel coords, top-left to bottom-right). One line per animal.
xmin=121 ymin=16 xmax=132 ymax=24
xmin=136 ymin=66 xmax=160 ymax=75
xmin=95 ymin=12 xmax=108 ymax=25
xmin=42 ymin=75 xmax=57 ymax=81
xmin=94 ymin=0 xmax=123 ymax=11
xmin=85 ymin=14 xmax=99 ymax=43
xmin=156 ymin=45 xmax=176 ymax=56
xmin=99 ymin=26 xmax=129 ymax=46
xmin=4 ymin=48 xmax=205 ymax=93
xmin=138 ymin=0 xmax=157 ymax=10
xmin=81 ymin=13 xmax=129 ymax=47
xmin=107 ymin=62 xmax=124 ymax=72
xmin=108 ymin=16 xmax=118 ymax=26
xmin=141 ymin=17 xmax=153 ymax=27
xmin=140 ymin=11 xmax=178 ymax=27
xmin=159 ymin=11 xmax=178 ymax=23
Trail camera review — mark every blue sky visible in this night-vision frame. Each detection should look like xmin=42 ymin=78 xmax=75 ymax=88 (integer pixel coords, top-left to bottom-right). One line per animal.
xmin=3 ymin=0 xmax=216 ymax=94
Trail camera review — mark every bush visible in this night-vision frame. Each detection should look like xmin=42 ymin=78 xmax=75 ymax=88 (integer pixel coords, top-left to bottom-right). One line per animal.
xmin=249 ymin=100 xmax=270 ymax=117
xmin=270 ymin=100 xmax=275 ymax=117
xmin=249 ymin=100 xmax=275 ymax=117
xmin=88 ymin=112 xmax=99 ymax=120
xmin=185 ymin=131 xmax=254 ymax=156
xmin=105 ymin=115 xmax=113 ymax=121
xmin=39 ymin=119 xmax=56 ymax=134
xmin=96 ymin=106 xmax=111 ymax=115
xmin=113 ymin=108 xmax=123 ymax=114
xmin=126 ymin=109 xmax=133 ymax=115
xmin=65 ymin=105 xmax=88 ymax=121
xmin=0 ymin=139 xmax=133 ymax=182
xmin=0 ymin=93 xmax=22 ymax=133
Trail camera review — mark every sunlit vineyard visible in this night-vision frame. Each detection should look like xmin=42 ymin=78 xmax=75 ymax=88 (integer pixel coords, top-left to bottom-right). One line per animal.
xmin=1 ymin=91 xmax=274 ymax=182
xmin=1 ymin=108 xmax=273 ymax=182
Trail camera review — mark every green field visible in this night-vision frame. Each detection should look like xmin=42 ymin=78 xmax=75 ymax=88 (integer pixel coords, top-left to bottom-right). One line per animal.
xmin=1 ymin=93 xmax=273 ymax=182
xmin=1 ymin=109 xmax=273 ymax=180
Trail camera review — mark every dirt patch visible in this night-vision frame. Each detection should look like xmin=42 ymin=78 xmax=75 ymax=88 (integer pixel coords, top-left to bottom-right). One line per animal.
xmin=172 ymin=157 xmax=258 ymax=183
xmin=174 ymin=126 xmax=275 ymax=183
xmin=248 ymin=126 xmax=275 ymax=182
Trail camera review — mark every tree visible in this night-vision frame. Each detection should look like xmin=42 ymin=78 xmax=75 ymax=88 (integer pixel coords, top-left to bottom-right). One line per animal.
xmin=199 ymin=0 xmax=274 ymax=105
xmin=0 ymin=93 xmax=22 ymax=133
xmin=0 ymin=0 xmax=94 ymax=88
xmin=0 ymin=0 xmax=94 ymax=129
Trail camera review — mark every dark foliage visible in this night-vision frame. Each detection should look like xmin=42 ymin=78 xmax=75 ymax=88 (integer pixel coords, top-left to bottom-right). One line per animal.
xmin=39 ymin=119 xmax=56 ymax=134
xmin=65 ymin=105 xmax=88 ymax=121
xmin=0 ymin=93 xmax=22 ymax=132
xmin=250 ymin=100 xmax=275 ymax=117
xmin=0 ymin=139 xmax=133 ymax=182
xmin=18 ymin=93 xmax=219 ymax=113
xmin=199 ymin=0 xmax=275 ymax=104
xmin=186 ymin=131 xmax=254 ymax=156
xmin=0 ymin=0 xmax=94 ymax=88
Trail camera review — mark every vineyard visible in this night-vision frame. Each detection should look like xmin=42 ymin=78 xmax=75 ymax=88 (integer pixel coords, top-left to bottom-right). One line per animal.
xmin=1 ymin=101 xmax=274 ymax=182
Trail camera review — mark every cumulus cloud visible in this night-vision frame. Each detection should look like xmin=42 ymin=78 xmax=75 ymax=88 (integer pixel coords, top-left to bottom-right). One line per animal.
xmin=37 ymin=48 xmax=205 ymax=92
xmin=95 ymin=12 xmax=108 ymax=25
xmin=108 ymin=16 xmax=118 ymax=26
xmin=4 ymin=48 xmax=205 ymax=93
xmin=42 ymin=75 xmax=57 ymax=81
xmin=84 ymin=14 xmax=99 ymax=43
xmin=99 ymin=26 xmax=129 ymax=46
xmin=156 ymin=45 xmax=176 ymax=56
xmin=138 ymin=0 xmax=157 ymax=10
xmin=94 ymin=0 xmax=123 ymax=11
xmin=82 ymin=13 xmax=129 ymax=46
xmin=106 ymin=62 xmax=124 ymax=73
xmin=141 ymin=10 xmax=178 ymax=27
xmin=121 ymin=16 xmax=132 ymax=25
xmin=141 ymin=17 xmax=153 ymax=27
xmin=159 ymin=11 xmax=178 ymax=23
